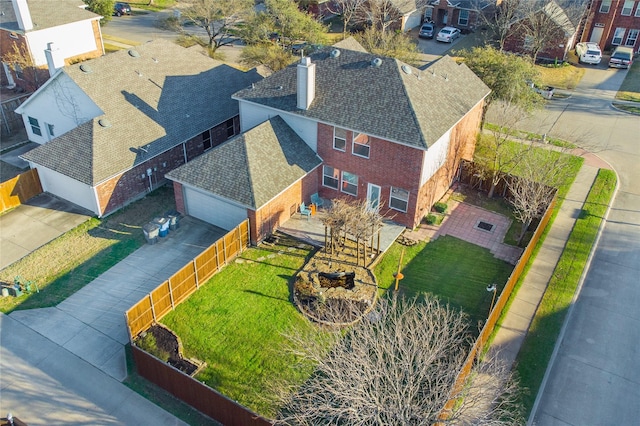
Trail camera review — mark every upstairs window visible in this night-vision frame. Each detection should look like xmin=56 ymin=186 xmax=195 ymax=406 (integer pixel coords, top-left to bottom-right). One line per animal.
xmin=523 ymin=35 xmax=534 ymax=50
xmin=47 ymin=123 xmax=54 ymax=137
xmin=323 ymin=166 xmax=339 ymax=189
xmin=352 ymin=132 xmax=370 ymax=158
xmin=625 ymin=29 xmax=639 ymax=46
xmin=226 ymin=118 xmax=235 ymax=138
xmin=458 ymin=10 xmax=469 ymax=26
xmin=622 ymin=0 xmax=634 ymax=15
xmin=612 ymin=27 xmax=626 ymax=45
xmin=334 ymin=127 xmax=346 ymax=151
xmin=28 ymin=116 xmax=41 ymax=136
xmin=14 ymin=63 xmax=24 ymax=80
xmin=389 ymin=187 xmax=409 ymax=212
xmin=341 ymin=171 xmax=358 ymax=196
xmin=599 ymin=0 xmax=611 ymax=13
xmin=636 ymin=3 xmax=640 ymax=16
xmin=202 ymin=130 xmax=212 ymax=150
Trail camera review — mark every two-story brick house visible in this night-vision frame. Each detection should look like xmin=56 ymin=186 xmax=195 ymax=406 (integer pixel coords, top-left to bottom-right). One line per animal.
xmin=0 ymin=0 xmax=104 ymax=92
xmin=167 ymin=39 xmax=490 ymax=243
xmin=18 ymin=40 xmax=263 ymax=217
xmin=579 ymin=0 xmax=640 ymax=52
xmin=425 ymin=0 xmax=491 ymax=31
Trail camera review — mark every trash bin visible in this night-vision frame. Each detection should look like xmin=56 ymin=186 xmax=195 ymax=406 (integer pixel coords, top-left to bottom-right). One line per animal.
xmin=166 ymin=210 xmax=181 ymax=231
xmin=153 ymin=217 xmax=170 ymax=237
xmin=143 ymin=222 xmax=160 ymax=244
xmin=1 ymin=288 xmax=9 ymax=297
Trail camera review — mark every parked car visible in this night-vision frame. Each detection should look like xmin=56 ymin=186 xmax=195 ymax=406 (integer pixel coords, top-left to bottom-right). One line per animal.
xmin=419 ymin=22 xmax=436 ymax=39
xmin=436 ymin=26 xmax=460 ymax=43
xmin=575 ymin=42 xmax=602 ymax=65
xmin=113 ymin=2 xmax=131 ymax=17
xmin=608 ymin=46 xmax=634 ymax=69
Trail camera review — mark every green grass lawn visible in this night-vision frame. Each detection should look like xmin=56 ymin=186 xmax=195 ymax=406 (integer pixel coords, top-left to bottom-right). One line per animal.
xmin=615 ymin=60 xmax=640 ymax=102
xmin=160 ymin=236 xmax=321 ymax=418
xmin=515 ymin=169 xmax=617 ymax=414
xmin=374 ymin=236 xmax=514 ymax=326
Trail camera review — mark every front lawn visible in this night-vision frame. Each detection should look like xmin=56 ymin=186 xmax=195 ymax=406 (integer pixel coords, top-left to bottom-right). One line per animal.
xmin=536 ymin=63 xmax=585 ymax=90
xmin=160 ymin=236 xmax=321 ymax=418
xmin=615 ymin=60 xmax=640 ymax=102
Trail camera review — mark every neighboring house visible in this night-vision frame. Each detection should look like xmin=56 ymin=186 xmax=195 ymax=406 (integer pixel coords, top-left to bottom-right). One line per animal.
xmin=579 ymin=0 xmax=640 ymax=53
xmin=393 ymin=0 xmax=429 ymax=31
xmin=425 ymin=0 xmax=491 ymax=31
xmin=18 ymin=39 xmax=262 ymax=217
xmin=168 ymin=38 xmax=490 ymax=243
xmin=503 ymin=0 xmax=578 ymax=62
xmin=0 ymin=0 xmax=104 ymax=92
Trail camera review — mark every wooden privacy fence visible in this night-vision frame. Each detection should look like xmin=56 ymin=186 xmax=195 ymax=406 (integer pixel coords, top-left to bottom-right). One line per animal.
xmin=0 ymin=168 xmax=42 ymax=213
xmin=125 ymin=219 xmax=250 ymax=339
xmin=442 ymin=192 xmax=558 ymax=418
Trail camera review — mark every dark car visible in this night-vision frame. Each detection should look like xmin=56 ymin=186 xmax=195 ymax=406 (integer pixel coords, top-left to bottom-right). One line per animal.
xmin=418 ymin=23 xmax=435 ymax=39
xmin=113 ymin=2 xmax=131 ymax=17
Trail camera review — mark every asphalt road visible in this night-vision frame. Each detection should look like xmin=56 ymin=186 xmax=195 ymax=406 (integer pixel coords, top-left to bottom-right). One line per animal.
xmin=516 ymin=63 xmax=640 ymax=425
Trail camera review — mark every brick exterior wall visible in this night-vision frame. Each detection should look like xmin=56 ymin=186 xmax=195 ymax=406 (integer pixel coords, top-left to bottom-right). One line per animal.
xmin=503 ymin=18 xmax=571 ymax=62
xmin=97 ymin=118 xmax=238 ymax=216
xmin=429 ymin=5 xmax=484 ymax=29
xmin=250 ymin=168 xmax=320 ymax=243
xmin=173 ymin=181 xmax=186 ymax=215
xmin=580 ymin=0 xmax=640 ymax=52
xmin=315 ymin=99 xmax=482 ymax=229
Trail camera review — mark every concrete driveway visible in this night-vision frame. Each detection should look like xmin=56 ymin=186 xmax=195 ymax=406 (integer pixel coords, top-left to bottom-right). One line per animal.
xmin=514 ymin=66 xmax=640 ymax=424
xmin=0 ymin=193 xmax=93 ymax=270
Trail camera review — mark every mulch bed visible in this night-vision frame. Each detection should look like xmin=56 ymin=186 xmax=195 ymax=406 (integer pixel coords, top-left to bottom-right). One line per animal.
xmin=145 ymin=324 xmax=200 ymax=376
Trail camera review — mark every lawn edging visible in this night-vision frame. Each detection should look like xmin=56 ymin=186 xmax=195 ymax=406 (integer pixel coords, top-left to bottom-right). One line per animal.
xmin=516 ymin=169 xmax=617 ymax=418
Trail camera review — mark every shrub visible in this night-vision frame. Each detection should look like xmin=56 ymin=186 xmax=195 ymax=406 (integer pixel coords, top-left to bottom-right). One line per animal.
xmin=425 ymin=214 xmax=438 ymax=225
xmin=433 ymin=202 xmax=448 ymax=214
xmin=136 ymin=332 xmax=170 ymax=362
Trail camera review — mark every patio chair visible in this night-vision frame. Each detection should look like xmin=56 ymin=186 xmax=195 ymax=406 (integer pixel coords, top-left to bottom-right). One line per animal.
xmin=300 ymin=202 xmax=312 ymax=220
xmin=311 ymin=193 xmax=325 ymax=209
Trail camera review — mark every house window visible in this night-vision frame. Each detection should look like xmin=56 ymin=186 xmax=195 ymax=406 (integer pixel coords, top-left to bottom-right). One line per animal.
xmin=202 ymin=130 xmax=212 ymax=150
xmin=458 ymin=10 xmax=469 ymax=26
xmin=626 ymin=29 xmax=639 ymax=46
xmin=47 ymin=123 xmax=54 ymax=137
xmin=341 ymin=171 xmax=358 ymax=196
xmin=389 ymin=187 xmax=409 ymax=213
xmin=226 ymin=118 xmax=235 ymax=138
xmin=612 ymin=28 xmax=626 ymax=45
xmin=14 ymin=63 xmax=24 ymax=80
xmin=523 ymin=35 xmax=534 ymax=50
xmin=622 ymin=0 xmax=634 ymax=15
xmin=599 ymin=0 xmax=611 ymax=13
xmin=323 ymin=166 xmax=339 ymax=189
xmin=636 ymin=3 xmax=640 ymax=16
xmin=28 ymin=116 xmax=42 ymax=136
xmin=352 ymin=132 xmax=370 ymax=158
xmin=9 ymin=32 xmax=18 ymax=39
xmin=334 ymin=127 xmax=346 ymax=151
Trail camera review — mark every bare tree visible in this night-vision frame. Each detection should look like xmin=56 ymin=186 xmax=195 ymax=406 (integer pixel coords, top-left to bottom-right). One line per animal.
xmin=2 ymin=42 xmax=48 ymax=91
xmin=180 ymin=0 xmax=254 ymax=51
xmin=475 ymin=0 xmax=521 ymax=51
xmin=474 ymin=100 xmax=534 ymax=198
xmin=326 ymin=0 xmax=369 ymax=36
xmin=274 ymin=293 xmax=523 ymax=425
xmin=507 ymin=146 xmax=574 ymax=244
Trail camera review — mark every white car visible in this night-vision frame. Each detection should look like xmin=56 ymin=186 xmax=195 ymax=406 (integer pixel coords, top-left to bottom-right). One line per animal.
xmin=436 ymin=26 xmax=460 ymax=43
xmin=575 ymin=42 xmax=602 ymax=65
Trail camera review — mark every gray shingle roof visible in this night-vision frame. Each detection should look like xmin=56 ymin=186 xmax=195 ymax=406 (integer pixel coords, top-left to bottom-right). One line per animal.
xmin=166 ymin=116 xmax=322 ymax=209
xmin=22 ymin=40 xmax=263 ymax=185
xmin=0 ymin=0 xmax=99 ymax=32
xmin=233 ymin=48 xmax=490 ymax=150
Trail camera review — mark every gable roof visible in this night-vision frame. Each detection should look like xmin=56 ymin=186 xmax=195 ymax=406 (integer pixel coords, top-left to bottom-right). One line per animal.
xmin=427 ymin=0 xmax=490 ymax=10
xmin=510 ymin=0 xmax=577 ymax=35
xmin=233 ymin=47 xmax=490 ymax=150
xmin=0 ymin=0 xmax=99 ymax=33
xmin=22 ymin=40 xmax=262 ymax=186
xmin=166 ymin=116 xmax=322 ymax=209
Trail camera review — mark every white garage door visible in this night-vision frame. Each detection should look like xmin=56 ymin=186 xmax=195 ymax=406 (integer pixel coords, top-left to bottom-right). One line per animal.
xmin=184 ymin=187 xmax=247 ymax=231
xmin=404 ymin=11 xmax=422 ymax=31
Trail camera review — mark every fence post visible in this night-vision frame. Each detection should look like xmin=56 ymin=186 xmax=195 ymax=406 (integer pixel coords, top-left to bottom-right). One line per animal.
xmin=149 ymin=294 xmax=157 ymax=322
xmin=194 ymin=259 xmax=199 ymax=289
xmin=215 ymin=243 xmax=220 ymax=272
xmin=237 ymin=225 xmax=242 ymax=254
xmin=222 ymin=237 xmax=227 ymax=265
xmin=168 ymin=281 xmax=175 ymax=310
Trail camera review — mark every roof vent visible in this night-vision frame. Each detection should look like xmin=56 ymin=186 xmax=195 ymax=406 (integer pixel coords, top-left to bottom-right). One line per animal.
xmin=98 ymin=119 xmax=111 ymax=128
xmin=371 ymin=58 xmax=383 ymax=67
xmin=152 ymin=57 xmax=158 ymax=63
xmin=401 ymin=64 xmax=412 ymax=74
xmin=79 ymin=64 xmax=92 ymax=73
xmin=128 ymin=49 xmax=140 ymax=58
xmin=330 ymin=49 xmax=340 ymax=58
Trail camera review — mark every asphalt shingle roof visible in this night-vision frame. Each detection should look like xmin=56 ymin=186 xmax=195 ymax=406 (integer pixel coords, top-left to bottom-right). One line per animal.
xmin=233 ymin=46 xmax=490 ymax=150
xmin=166 ymin=116 xmax=322 ymax=209
xmin=22 ymin=40 xmax=263 ymax=185
xmin=0 ymin=0 xmax=99 ymax=32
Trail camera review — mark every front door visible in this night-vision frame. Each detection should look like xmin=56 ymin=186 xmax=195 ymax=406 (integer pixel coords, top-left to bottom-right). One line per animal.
xmin=367 ymin=183 xmax=381 ymax=212
xmin=590 ymin=27 xmax=604 ymax=44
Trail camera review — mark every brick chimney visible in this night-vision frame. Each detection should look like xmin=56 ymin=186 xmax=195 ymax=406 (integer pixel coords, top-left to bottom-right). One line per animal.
xmin=45 ymin=42 xmax=65 ymax=76
xmin=296 ymin=57 xmax=315 ymax=110
xmin=12 ymin=0 xmax=33 ymax=31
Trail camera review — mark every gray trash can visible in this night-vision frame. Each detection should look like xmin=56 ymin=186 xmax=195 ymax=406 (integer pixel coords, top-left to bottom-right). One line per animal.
xmin=143 ymin=222 xmax=160 ymax=244
xmin=166 ymin=210 xmax=181 ymax=231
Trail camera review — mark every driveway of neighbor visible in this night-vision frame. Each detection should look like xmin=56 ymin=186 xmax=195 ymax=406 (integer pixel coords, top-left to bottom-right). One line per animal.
xmin=1 ymin=217 xmax=225 ymax=425
xmin=514 ymin=66 xmax=640 ymax=424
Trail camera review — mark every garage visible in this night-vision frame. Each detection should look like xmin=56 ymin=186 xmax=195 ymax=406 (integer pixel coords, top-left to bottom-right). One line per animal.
xmin=184 ymin=187 xmax=247 ymax=231
xmin=403 ymin=10 xmax=423 ymax=31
